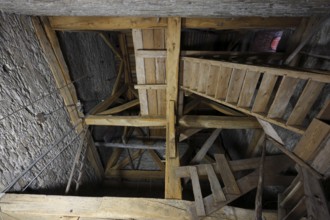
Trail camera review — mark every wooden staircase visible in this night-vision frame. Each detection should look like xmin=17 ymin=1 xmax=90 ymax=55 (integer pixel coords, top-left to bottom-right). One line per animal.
xmin=181 ymin=57 xmax=330 ymax=134
xmin=176 ymin=155 xmax=294 ymax=217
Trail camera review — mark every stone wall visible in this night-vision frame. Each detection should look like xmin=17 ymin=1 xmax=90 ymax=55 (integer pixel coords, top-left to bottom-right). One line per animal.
xmin=0 ymin=12 xmax=98 ymax=192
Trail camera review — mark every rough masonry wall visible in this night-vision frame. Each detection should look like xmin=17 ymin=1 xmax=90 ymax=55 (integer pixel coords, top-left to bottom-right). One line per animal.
xmin=0 ymin=12 xmax=97 ymax=192
xmin=0 ymin=1 xmax=329 ymax=17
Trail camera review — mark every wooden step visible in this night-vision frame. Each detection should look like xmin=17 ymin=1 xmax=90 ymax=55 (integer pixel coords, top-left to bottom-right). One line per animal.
xmin=205 ymin=65 xmax=220 ymax=96
xmin=237 ymin=70 xmax=261 ymax=108
xmin=214 ymin=66 xmax=232 ymax=100
xmin=197 ymin=63 xmax=210 ymax=93
xmin=225 ymin=69 xmax=246 ymax=103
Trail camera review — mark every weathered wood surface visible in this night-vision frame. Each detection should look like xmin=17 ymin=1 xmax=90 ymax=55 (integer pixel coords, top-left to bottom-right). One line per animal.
xmin=0 ymin=194 xmax=278 ymax=220
xmin=0 ymin=1 xmax=328 ymax=17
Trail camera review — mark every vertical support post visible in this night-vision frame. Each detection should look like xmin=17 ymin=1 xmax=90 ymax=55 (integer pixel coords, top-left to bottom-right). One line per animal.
xmin=165 ymin=17 xmax=182 ymax=199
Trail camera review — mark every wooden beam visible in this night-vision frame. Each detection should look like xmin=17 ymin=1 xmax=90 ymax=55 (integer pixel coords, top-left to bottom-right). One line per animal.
xmin=105 ymin=149 xmax=123 ymax=171
xmin=95 ymin=139 xmax=165 ymax=150
xmin=202 ymin=99 xmax=245 ymax=116
xmin=111 ymin=149 xmax=144 ymax=170
xmin=97 ymin=99 xmax=140 ymax=115
xmin=165 ymin=17 xmax=182 ymax=199
xmin=89 ymin=85 xmax=128 ymax=115
xmin=134 ymin=84 xmax=167 ymax=90
xmin=148 ymin=150 xmax=165 ymax=170
xmin=179 ymin=128 xmax=202 ymax=142
xmin=0 ymin=193 xmax=278 ymax=220
xmin=255 ymin=145 xmax=266 ymax=220
xmin=49 ymin=17 xmax=303 ymax=31
xmin=245 ymin=129 xmax=265 ymax=157
xmin=85 ymin=115 xmax=166 ymax=127
xmin=190 ymin=129 xmax=221 ymax=164
xmin=179 ymin=115 xmax=261 ymax=129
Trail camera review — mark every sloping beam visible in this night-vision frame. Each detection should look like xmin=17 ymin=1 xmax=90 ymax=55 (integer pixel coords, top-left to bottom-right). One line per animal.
xmin=165 ymin=17 xmax=182 ymax=199
xmin=84 ymin=115 xmax=166 ymax=127
xmin=179 ymin=116 xmax=261 ymax=129
xmin=179 ymin=128 xmax=202 ymax=142
xmin=0 ymin=194 xmax=278 ymax=220
xmin=98 ymin=99 xmax=140 ymax=115
xmin=48 ymin=17 xmax=303 ymax=30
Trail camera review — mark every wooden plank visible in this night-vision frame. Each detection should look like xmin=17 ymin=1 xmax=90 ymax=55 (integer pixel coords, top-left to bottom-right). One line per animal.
xmin=302 ymin=168 xmax=330 ymax=220
xmin=226 ymin=69 xmax=246 ymax=103
xmin=311 ymin=136 xmax=330 ymax=175
xmin=165 ymin=17 xmax=182 ymax=200
xmin=205 ymin=65 xmax=220 ymax=96
xmin=176 ymin=155 xmax=293 ymax=179
xmin=155 ymin=58 xmax=167 ymax=116
xmin=111 ymin=149 xmax=144 ymax=170
xmin=179 ymin=128 xmax=202 ymax=142
xmin=143 ymin=29 xmax=158 ymax=116
xmin=119 ymin=33 xmax=133 ymax=99
xmin=98 ymin=99 xmax=140 ymax=115
xmin=182 ymin=57 xmax=330 ymax=83
xmin=89 ymin=85 xmax=128 ymax=115
xmin=179 ymin=116 xmax=261 ymax=129
xmin=182 ymin=60 xmax=192 ymax=87
xmin=252 ymin=74 xmax=278 ymax=113
xmin=0 ymin=194 xmax=278 ymax=220
xmin=134 ymin=84 xmax=167 ymax=90
xmin=189 ymin=61 xmax=200 ymax=90
xmin=215 ymin=66 xmax=233 ymax=100
xmin=105 ymin=149 xmax=123 ymax=171
xmin=95 ymin=139 xmax=165 ymax=150
xmin=85 ymin=115 xmax=166 ymax=127
xmin=202 ymin=100 xmax=245 ymax=116
xmin=317 ymin=100 xmax=330 ymax=120
xmin=255 ymin=145 xmax=266 ymax=220
xmin=287 ymin=80 xmax=325 ymax=126
xmin=49 ymin=17 xmax=302 ymax=31
xmin=132 ymin=29 xmax=149 ymax=115
xmin=215 ymin=154 xmax=240 ymax=195
xmin=183 ymin=99 xmax=201 ymax=115
xmin=205 ymin=164 xmax=226 ymax=203
xmin=49 ymin=17 xmax=168 ymax=30
xmin=197 ymin=63 xmax=210 ymax=93
xmin=148 ymin=150 xmax=165 ymax=170
xmin=293 ymin=119 xmax=330 ymax=161
xmin=190 ymin=129 xmax=222 ymax=164
xmin=189 ymin=166 xmax=206 ymax=216
xmin=181 ymin=86 xmax=306 ymax=134
xmin=237 ymin=70 xmax=261 ymax=108
xmin=183 ymin=17 xmax=303 ymax=29
xmin=267 ymin=76 xmax=300 ymax=119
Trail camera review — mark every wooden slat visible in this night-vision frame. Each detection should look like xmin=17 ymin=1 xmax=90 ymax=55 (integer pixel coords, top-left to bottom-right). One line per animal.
xmin=105 ymin=149 xmax=123 ymax=171
xmin=293 ymin=119 xmax=330 ymax=161
xmin=311 ymin=136 xmax=330 ymax=175
xmin=257 ymin=119 xmax=283 ymax=145
xmin=215 ymin=154 xmax=240 ymax=195
xmin=226 ymin=69 xmax=246 ymax=103
xmin=132 ymin=29 xmax=149 ymax=115
xmin=165 ymin=17 xmax=182 ymax=200
xmin=143 ymin=29 xmax=158 ymax=116
xmin=215 ymin=66 xmax=233 ymax=100
xmin=98 ymin=99 xmax=140 ymax=115
xmin=189 ymin=61 xmax=200 ymax=90
xmin=205 ymin=164 xmax=226 ymax=203
xmin=134 ymin=84 xmax=166 ymax=90
xmin=267 ymin=76 xmax=300 ymax=119
xmin=179 ymin=128 xmax=202 ymax=142
xmin=85 ymin=115 xmax=166 ymax=127
xmin=287 ymin=80 xmax=325 ymax=126
xmin=189 ymin=166 xmax=206 ymax=216
xmin=205 ymin=65 xmax=220 ymax=96
xmin=190 ymin=129 xmax=221 ymax=164
xmin=252 ymin=74 xmax=278 ymax=113
xmin=237 ymin=70 xmax=261 ymax=108
xmin=168 ymin=101 xmax=176 ymax=158
xmin=179 ymin=116 xmax=261 ymax=129
xmin=197 ymin=63 xmax=210 ymax=93
xmin=111 ymin=149 xmax=144 ymax=170
xmin=183 ymin=60 xmax=192 ymax=87
xmin=155 ymin=58 xmax=167 ymax=116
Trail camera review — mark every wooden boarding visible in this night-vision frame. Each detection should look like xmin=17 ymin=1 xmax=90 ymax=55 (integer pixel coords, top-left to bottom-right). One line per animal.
xmin=293 ymin=119 xmax=330 ymax=162
xmin=85 ymin=115 xmax=166 ymax=127
xmin=226 ymin=69 xmax=246 ymax=103
xmin=206 ymin=65 xmax=220 ymax=96
xmin=252 ymin=74 xmax=278 ymax=113
xmin=197 ymin=63 xmax=210 ymax=93
xmin=287 ymin=80 xmax=325 ymax=126
xmin=189 ymin=166 xmax=206 ymax=216
xmin=237 ymin=70 xmax=261 ymax=108
xmin=267 ymin=76 xmax=299 ymax=119
xmin=205 ymin=164 xmax=226 ymax=203
xmin=215 ymin=154 xmax=240 ymax=195
xmin=215 ymin=67 xmax=233 ymax=100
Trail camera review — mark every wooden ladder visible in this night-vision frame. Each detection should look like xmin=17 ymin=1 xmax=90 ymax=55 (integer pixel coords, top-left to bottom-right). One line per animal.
xmin=181 ymin=57 xmax=330 ymax=134
xmin=278 ymin=167 xmax=330 ymax=220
